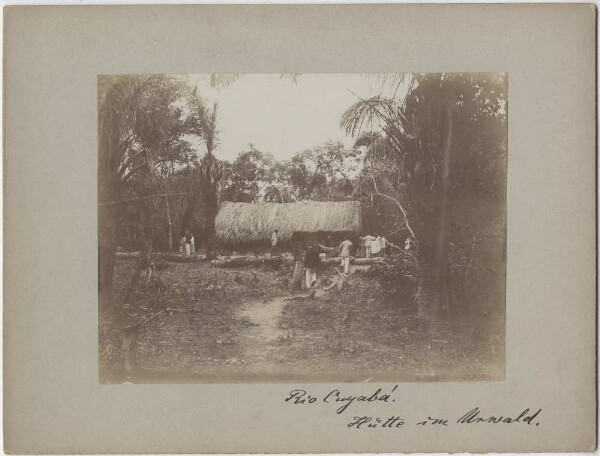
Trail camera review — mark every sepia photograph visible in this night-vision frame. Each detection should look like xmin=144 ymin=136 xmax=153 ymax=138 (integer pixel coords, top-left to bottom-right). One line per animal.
xmin=5 ymin=4 xmax=596 ymax=452
xmin=98 ymin=73 xmax=507 ymax=384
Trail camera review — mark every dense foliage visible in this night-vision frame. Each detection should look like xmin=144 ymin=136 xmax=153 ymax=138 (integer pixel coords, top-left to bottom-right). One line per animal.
xmin=99 ymin=73 xmax=507 ymax=320
xmin=341 ymin=73 xmax=506 ymax=314
xmin=367 ymin=253 xmax=421 ymax=307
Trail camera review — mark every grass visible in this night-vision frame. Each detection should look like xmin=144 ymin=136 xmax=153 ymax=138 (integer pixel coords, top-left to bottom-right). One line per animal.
xmin=99 ymin=258 xmax=504 ymax=383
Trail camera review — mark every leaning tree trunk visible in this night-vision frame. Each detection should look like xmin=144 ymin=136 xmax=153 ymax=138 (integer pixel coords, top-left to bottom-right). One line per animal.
xmin=165 ymin=196 xmax=173 ymax=251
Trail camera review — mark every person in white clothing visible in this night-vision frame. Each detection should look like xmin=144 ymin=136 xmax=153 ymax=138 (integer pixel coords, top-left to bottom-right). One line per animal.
xmin=184 ymin=231 xmax=192 ymax=257
xmin=270 ymin=229 xmax=279 ymax=257
xmin=363 ymin=234 xmax=376 ymax=258
xmin=339 ymin=238 xmax=353 ymax=274
xmin=379 ymin=236 xmax=388 ymax=257
xmin=371 ymin=235 xmax=382 ymax=256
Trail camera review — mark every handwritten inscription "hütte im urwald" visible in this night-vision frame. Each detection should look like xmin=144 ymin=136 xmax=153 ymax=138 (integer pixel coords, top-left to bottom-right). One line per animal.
xmin=284 ymin=388 xmax=542 ymax=429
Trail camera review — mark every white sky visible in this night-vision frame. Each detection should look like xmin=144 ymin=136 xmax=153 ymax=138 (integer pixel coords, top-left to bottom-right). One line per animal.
xmin=187 ymin=74 xmax=379 ymax=162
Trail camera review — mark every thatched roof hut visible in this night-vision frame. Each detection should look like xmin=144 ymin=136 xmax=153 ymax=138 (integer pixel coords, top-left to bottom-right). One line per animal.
xmin=215 ymin=201 xmax=362 ymax=247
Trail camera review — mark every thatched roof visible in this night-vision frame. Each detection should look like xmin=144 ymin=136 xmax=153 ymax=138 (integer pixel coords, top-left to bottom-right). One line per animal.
xmin=215 ymin=201 xmax=362 ymax=246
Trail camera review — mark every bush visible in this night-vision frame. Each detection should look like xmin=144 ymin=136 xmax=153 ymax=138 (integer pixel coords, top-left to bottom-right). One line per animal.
xmin=367 ymin=253 xmax=421 ymax=306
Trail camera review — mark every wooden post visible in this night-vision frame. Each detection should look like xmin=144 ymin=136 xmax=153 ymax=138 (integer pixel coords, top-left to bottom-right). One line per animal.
xmin=290 ymin=260 xmax=305 ymax=291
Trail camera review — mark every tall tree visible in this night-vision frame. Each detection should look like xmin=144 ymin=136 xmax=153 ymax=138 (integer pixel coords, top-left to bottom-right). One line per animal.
xmin=220 ymin=145 xmax=276 ymax=203
xmin=98 ymin=74 xmax=187 ymax=308
xmin=341 ymin=73 xmax=507 ymax=317
xmin=185 ymin=89 xmax=224 ymax=258
xmin=278 ymin=142 xmax=362 ymax=201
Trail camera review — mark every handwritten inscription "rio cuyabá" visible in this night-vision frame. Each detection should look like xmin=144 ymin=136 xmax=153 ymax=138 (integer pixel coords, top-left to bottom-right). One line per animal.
xmin=285 ymin=386 xmax=398 ymax=414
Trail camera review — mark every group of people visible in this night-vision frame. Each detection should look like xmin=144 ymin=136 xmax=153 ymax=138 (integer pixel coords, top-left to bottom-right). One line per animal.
xmin=303 ymin=237 xmax=354 ymax=289
xmin=357 ymin=234 xmax=388 ymax=258
xmin=179 ymin=231 xmax=195 ymax=257
xmin=270 ymin=229 xmax=416 ymax=291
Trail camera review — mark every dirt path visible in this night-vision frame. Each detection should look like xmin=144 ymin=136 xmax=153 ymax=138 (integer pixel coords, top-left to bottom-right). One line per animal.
xmin=238 ymin=296 xmax=289 ymax=346
xmin=236 ymin=291 xmax=324 ymax=363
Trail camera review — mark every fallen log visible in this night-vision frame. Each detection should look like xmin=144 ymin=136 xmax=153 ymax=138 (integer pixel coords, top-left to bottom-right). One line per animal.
xmin=212 ymin=256 xmax=261 ymax=268
xmin=353 ymin=257 xmax=384 ymax=265
xmin=117 ymin=251 xmax=206 ymax=263
xmin=320 ymin=257 xmax=384 ymax=266
xmin=211 ymin=256 xmax=284 ymax=269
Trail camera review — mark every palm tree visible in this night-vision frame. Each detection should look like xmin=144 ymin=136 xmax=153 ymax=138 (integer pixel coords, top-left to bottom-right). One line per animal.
xmin=98 ymin=74 xmax=186 ymax=308
xmin=340 ymin=74 xmax=451 ymax=319
xmin=209 ymin=73 xmax=301 ymax=89
xmin=185 ymin=89 xmax=224 ymax=258
xmin=341 ymin=72 xmax=507 ymax=320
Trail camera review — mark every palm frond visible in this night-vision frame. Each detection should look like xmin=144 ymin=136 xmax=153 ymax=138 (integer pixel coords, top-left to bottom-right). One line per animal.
xmin=187 ymin=93 xmax=220 ymax=155
xmin=340 ymin=95 xmax=404 ymax=137
xmin=353 ymin=131 xmax=383 ymax=149
xmin=209 ymin=73 xmax=244 ymax=89
xmin=362 ymin=73 xmax=409 ymax=96
xmin=364 ymin=136 xmax=397 ymax=165
xmin=279 ymin=73 xmax=301 ymax=84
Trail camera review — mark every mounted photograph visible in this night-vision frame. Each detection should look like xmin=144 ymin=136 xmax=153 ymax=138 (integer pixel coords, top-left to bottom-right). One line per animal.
xmin=98 ymin=73 xmax=507 ymax=383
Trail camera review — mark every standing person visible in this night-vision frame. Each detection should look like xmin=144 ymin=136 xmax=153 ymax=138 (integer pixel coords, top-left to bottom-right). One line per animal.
xmin=304 ymin=241 xmax=321 ymax=289
xmin=339 ymin=237 xmax=353 ymax=274
xmin=190 ymin=235 xmax=195 ymax=255
xmin=184 ymin=230 xmax=192 ymax=257
xmin=356 ymin=236 xmax=366 ymax=258
xmin=179 ymin=235 xmax=185 ymax=255
xmin=363 ymin=234 xmax=376 ymax=258
xmin=270 ymin=229 xmax=279 ymax=257
xmin=371 ymin=234 xmax=382 ymax=256
xmin=379 ymin=235 xmax=388 ymax=257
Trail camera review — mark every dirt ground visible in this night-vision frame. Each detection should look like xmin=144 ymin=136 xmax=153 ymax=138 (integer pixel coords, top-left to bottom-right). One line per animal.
xmin=99 ymin=258 xmax=505 ymax=383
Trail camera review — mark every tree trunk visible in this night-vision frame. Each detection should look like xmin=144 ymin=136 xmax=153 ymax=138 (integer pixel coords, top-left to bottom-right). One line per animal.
xmin=319 ymin=257 xmax=383 ymax=266
xmin=291 ymin=260 xmax=305 ymax=291
xmin=427 ymin=107 xmax=453 ymax=322
xmin=212 ymin=256 xmax=260 ymax=268
xmin=98 ymin=171 xmax=121 ymax=311
xmin=211 ymin=256 xmax=283 ymax=269
xmin=99 ymin=231 xmax=117 ymax=310
xmin=142 ymin=200 xmax=155 ymax=261
xmin=165 ymin=196 xmax=173 ymax=251
xmin=202 ymin=187 xmax=219 ymax=259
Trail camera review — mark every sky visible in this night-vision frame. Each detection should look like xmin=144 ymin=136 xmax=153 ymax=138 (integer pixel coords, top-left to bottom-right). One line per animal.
xmin=187 ymin=74 xmax=382 ymax=162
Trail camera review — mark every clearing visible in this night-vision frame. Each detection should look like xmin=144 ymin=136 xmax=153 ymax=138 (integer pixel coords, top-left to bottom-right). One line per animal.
xmin=99 ymin=257 xmax=504 ymax=383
